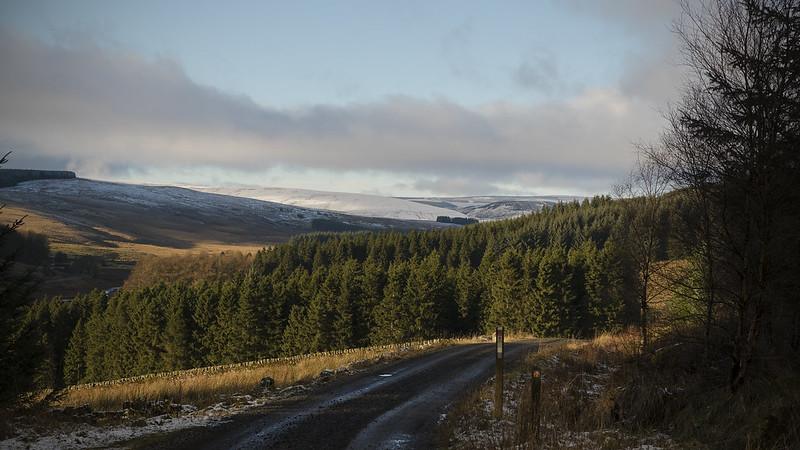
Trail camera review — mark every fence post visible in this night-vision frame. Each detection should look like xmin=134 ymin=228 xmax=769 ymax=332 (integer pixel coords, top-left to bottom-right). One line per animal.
xmin=530 ymin=367 xmax=541 ymax=440
xmin=494 ymin=326 xmax=504 ymax=418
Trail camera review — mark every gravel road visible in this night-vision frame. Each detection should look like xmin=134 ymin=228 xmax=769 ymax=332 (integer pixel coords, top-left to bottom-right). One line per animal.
xmin=141 ymin=340 xmax=541 ymax=450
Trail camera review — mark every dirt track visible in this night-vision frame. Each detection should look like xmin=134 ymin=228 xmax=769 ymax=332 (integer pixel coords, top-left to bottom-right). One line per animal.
xmin=138 ymin=340 xmax=542 ymax=450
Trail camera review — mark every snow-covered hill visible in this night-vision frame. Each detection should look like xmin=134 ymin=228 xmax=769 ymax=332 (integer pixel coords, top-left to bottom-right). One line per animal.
xmin=191 ymin=186 xmax=467 ymax=221
xmin=189 ymin=185 xmax=584 ymax=222
xmin=0 ymin=179 xmax=450 ymax=251
xmin=406 ymin=195 xmax=584 ymax=220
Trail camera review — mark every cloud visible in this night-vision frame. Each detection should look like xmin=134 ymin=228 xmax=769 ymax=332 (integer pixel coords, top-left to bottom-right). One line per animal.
xmin=412 ymin=177 xmax=501 ymax=197
xmin=0 ymin=30 xmax=666 ymax=195
xmin=513 ymin=50 xmax=560 ymax=93
xmin=558 ymin=0 xmax=681 ymax=33
xmin=440 ymin=20 xmax=483 ymax=83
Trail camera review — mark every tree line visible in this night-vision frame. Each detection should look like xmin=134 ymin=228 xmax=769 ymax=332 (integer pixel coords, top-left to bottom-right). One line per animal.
xmin=26 ymin=196 xmax=666 ymax=388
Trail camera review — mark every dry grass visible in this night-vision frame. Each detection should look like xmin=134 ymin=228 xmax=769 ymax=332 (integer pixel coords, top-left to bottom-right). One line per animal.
xmin=2 ymin=203 xmax=269 ymax=261
xmin=441 ymin=330 xmax=800 ymax=449
xmin=440 ymin=332 xmax=679 ymax=449
xmin=57 ymin=341 xmax=449 ymax=411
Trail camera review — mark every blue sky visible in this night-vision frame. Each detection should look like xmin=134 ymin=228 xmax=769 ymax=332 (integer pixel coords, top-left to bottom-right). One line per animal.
xmin=0 ymin=0 xmax=683 ymax=196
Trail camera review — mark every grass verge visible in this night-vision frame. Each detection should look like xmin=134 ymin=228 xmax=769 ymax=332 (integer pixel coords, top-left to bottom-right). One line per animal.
xmin=55 ymin=339 xmax=452 ymax=411
xmin=439 ymin=331 xmax=800 ymax=449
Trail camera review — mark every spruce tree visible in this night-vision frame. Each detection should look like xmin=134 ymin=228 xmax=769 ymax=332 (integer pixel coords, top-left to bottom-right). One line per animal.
xmin=234 ymin=270 xmax=267 ymax=360
xmin=371 ymin=261 xmax=412 ymax=344
xmin=83 ymin=291 xmax=110 ymax=381
xmin=454 ymin=264 xmax=481 ymax=332
xmin=532 ymin=246 xmax=574 ymax=336
xmin=332 ymin=260 xmax=361 ymax=349
xmin=486 ymin=249 xmax=525 ymax=332
xmin=281 ymin=305 xmax=313 ymax=355
xmin=209 ymin=280 xmax=239 ymax=364
xmin=191 ymin=281 xmax=219 ymax=366
xmin=405 ymin=252 xmax=447 ymax=338
xmin=586 ymin=239 xmax=625 ymax=333
xmin=359 ymin=258 xmax=385 ymax=344
xmin=163 ymin=285 xmax=193 ymax=370
xmin=63 ymin=319 xmax=87 ymax=386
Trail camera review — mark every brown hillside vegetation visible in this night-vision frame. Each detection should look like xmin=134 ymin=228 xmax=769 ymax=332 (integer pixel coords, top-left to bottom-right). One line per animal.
xmin=440 ymin=332 xmax=800 ymax=449
xmin=124 ymin=252 xmax=257 ymax=289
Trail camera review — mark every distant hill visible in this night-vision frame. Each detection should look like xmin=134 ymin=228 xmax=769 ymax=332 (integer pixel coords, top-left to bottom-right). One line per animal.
xmin=0 ymin=178 xmax=450 ymax=259
xmin=406 ymin=195 xmax=584 ymax=220
xmin=191 ymin=185 xmax=583 ymax=222
xmin=191 ymin=186 xmax=468 ymax=221
xmin=0 ymin=168 xmax=76 ymax=187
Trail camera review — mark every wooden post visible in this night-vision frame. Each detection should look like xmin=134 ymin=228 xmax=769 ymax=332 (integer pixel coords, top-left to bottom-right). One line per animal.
xmin=494 ymin=326 xmax=504 ymax=418
xmin=530 ymin=368 xmax=541 ymax=440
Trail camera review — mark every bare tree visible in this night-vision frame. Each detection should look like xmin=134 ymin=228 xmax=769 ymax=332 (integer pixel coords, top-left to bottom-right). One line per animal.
xmin=616 ymin=156 xmax=670 ymax=355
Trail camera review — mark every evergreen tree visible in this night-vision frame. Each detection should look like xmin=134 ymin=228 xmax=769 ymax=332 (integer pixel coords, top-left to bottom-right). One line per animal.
xmin=568 ymin=241 xmax=593 ymax=336
xmin=332 ymin=260 xmax=361 ymax=349
xmin=163 ymin=285 xmax=193 ymax=370
xmin=209 ymin=280 xmax=239 ymax=364
xmin=359 ymin=258 xmax=385 ymax=344
xmin=531 ymin=246 xmax=575 ymax=336
xmin=83 ymin=291 xmax=111 ymax=381
xmin=405 ymin=252 xmax=447 ymax=338
xmin=191 ymin=281 xmax=219 ymax=366
xmin=371 ymin=261 xmax=412 ymax=344
xmin=486 ymin=249 xmax=525 ymax=332
xmin=586 ymin=239 xmax=625 ymax=333
xmin=454 ymin=264 xmax=481 ymax=332
xmin=233 ymin=270 xmax=267 ymax=360
xmin=281 ymin=305 xmax=313 ymax=355
xmin=63 ymin=319 xmax=87 ymax=385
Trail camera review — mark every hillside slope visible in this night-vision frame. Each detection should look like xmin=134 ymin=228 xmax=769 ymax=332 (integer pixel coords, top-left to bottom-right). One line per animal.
xmin=192 ymin=186 xmax=583 ymax=222
xmin=0 ymin=178 xmax=448 ymax=258
xmin=406 ymin=195 xmax=583 ymax=220
xmin=191 ymin=186 xmax=468 ymax=221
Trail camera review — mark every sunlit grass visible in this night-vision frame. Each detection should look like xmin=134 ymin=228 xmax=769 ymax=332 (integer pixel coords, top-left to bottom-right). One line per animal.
xmin=58 ymin=340 xmax=451 ymax=410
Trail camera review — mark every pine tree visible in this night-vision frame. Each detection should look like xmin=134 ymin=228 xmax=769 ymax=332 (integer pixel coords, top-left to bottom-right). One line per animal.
xmin=332 ymin=260 xmax=361 ymax=349
xmin=104 ymin=293 xmax=136 ymax=379
xmin=359 ymin=258 xmax=385 ymax=344
xmin=454 ymin=264 xmax=481 ymax=332
xmin=281 ymin=305 xmax=313 ymax=355
xmin=486 ymin=249 xmax=525 ymax=332
xmin=307 ymin=287 xmax=335 ymax=352
xmin=405 ymin=252 xmax=447 ymax=338
xmin=531 ymin=246 xmax=575 ymax=336
xmin=83 ymin=291 xmax=111 ymax=381
xmin=371 ymin=261 xmax=412 ymax=344
xmin=234 ymin=270 xmax=267 ymax=360
xmin=568 ymin=241 xmax=593 ymax=337
xmin=586 ymin=239 xmax=625 ymax=333
xmin=191 ymin=281 xmax=218 ymax=366
xmin=209 ymin=280 xmax=239 ymax=364
xmin=163 ymin=285 xmax=193 ymax=370
xmin=63 ymin=319 xmax=87 ymax=385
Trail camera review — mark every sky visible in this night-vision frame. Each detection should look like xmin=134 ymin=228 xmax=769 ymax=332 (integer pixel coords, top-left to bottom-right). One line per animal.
xmin=0 ymin=0 xmax=685 ymax=197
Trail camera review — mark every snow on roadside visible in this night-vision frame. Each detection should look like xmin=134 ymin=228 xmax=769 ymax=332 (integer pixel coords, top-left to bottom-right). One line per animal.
xmin=445 ymin=350 xmax=676 ymax=450
xmin=1 ymin=406 xmax=222 ymax=450
xmin=2 ymin=370 xmax=345 ymax=449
